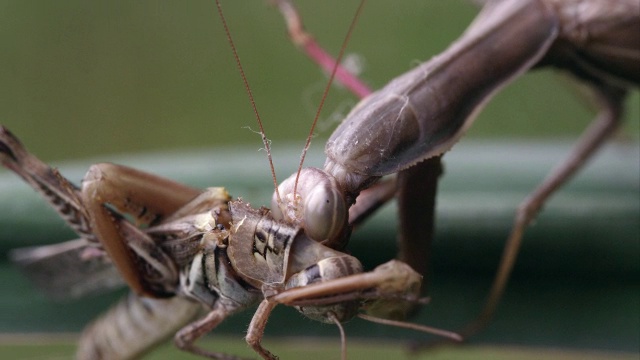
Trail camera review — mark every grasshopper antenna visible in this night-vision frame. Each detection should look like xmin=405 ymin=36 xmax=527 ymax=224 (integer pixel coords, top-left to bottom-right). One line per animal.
xmin=292 ymin=0 xmax=366 ymax=199
xmin=214 ymin=0 xmax=282 ymax=202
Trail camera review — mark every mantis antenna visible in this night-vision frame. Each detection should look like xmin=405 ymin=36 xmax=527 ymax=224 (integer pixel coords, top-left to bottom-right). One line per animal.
xmin=213 ymin=0 xmax=282 ymax=203
xmin=292 ymin=0 xmax=367 ymax=199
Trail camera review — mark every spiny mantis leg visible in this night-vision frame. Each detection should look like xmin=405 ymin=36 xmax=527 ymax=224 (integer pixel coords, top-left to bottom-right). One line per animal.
xmin=271 ymin=260 xmax=423 ymax=307
xmin=396 ymin=157 xmax=443 ymax=297
xmin=454 ymin=84 xmax=627 ymax=340
xmin=269 ymin=260 xmax=461 ymax=342
xmin=81 ymin=163 xmax=201 ymax=297
xmin=349 ymin=158 xmax=443 ymax=299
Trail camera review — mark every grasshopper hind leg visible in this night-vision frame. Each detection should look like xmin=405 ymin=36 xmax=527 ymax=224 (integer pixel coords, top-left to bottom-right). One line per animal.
xmin=80 ymin=162 xmax=202 ymax=297
xmin=0 ymin=126 xmax=92 ymax=239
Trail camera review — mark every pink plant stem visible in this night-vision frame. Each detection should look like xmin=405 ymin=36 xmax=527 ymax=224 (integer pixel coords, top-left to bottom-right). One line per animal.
xmin=275 ymin=0 xmax=372 ymax=99
xmin=303 ymin=40 xmax=372 ymax=99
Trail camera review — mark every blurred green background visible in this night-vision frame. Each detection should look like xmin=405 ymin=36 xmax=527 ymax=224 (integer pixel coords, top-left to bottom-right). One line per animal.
xmin=1 ymin=1 xmax=638 ymax=359
xmin=1 ymin=0 xmax=638 ymax=162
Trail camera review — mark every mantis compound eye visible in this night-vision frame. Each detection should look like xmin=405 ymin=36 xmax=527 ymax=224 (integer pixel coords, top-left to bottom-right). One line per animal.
xmin=304 ymin=182 xmax=346 ymax=242
xmin=272 ymin=167 xmax=347 ymax=242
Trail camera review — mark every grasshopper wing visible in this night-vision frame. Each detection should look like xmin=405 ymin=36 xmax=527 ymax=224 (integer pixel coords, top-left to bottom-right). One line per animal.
xmin=10 ymin=238 xmax=123 ymax=300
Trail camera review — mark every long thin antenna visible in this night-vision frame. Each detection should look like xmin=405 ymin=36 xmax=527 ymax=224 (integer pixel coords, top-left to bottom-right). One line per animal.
xmin=214 ymin=0 xmax=281 ymax=202
xmin=292 ymin=0 xmax=367 ymax=198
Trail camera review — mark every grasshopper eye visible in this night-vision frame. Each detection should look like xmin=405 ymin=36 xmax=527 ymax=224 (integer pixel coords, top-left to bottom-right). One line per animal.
xmin=304 ymin=184 xmax=346 ymax=242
